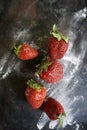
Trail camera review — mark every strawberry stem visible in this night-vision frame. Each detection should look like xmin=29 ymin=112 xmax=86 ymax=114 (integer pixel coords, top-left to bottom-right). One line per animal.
xmin=27 ymin=79 xmax=42 ymax=91
xmin=62 ymin=112 xmax=66 ymax=117
xmin=35 ymin=59 xmax=52 ymax=75
xmin=53 ymin=24 xmax=58 ymax=33
xmin=58 ymin=114 xmax=63 ymax=127
xmin=14 ymin=45 xmax=22 ymax=56
xmin=57 ymin=112 xmax=66 ymax=127
xmin=50 ymin=24 xmax=68 ymax=42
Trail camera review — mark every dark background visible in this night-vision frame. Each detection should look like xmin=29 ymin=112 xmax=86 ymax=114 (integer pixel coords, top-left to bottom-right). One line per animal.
xmin=0 ymin=0 xmax=87 ymax=130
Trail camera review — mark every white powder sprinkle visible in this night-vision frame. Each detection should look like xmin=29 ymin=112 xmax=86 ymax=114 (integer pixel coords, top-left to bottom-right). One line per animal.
xmin=37 ymin=7 xmax=87 ymax=130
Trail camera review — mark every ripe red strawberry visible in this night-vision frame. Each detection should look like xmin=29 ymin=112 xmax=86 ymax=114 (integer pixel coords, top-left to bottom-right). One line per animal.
xmin=25 ymin=79 xmax=46 ymax=109
xmin=43 ymin=97 xmax=66 ymax=126
xmin=14 ymin=43 xmax=38 ymax=60
xmin=36 ymin=58 xmax=63 ymax=84
xmin=48 ymin=24 xmax=68 ymax=60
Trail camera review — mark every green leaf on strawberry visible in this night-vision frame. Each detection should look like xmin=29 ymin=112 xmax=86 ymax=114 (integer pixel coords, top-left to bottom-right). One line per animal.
xmin=53 ymin=24 xmax=58 ymax=33
xmin=58 ymin=113 xmax=66 ymax=127
xmin=58 ymin=114 xmax=63 ymax=127
xmin=27 ymin=79 xmax=42 ymax=92
xmin=50 ymin=32 xmax=62 ymax=41
xmin=35 ymin=59 xmax=52 ymax=75
xmin=14 ymin=45 xmax=22 ymax=55
xmin=50 ymin=24 xmax=68 ymax=42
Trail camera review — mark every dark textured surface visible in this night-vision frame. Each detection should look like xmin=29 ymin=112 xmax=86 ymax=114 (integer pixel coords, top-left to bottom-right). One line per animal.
xmin=0 ymin=0 xmax=87 ymax=130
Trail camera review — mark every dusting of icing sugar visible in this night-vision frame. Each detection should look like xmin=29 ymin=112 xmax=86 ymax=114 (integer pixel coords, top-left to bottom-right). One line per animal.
xmin=37 ymin=112 xmax=50 ymax=130
xmin=13 ymin=29 xmax=29 ymax=42
xmin=74 ymin=7 xmax=87 ymax=20
xmin=0 ymin=6 xmax=86 ymax=130
xmin=0 ymin=53 xmax=12 ymax=79
xmin=75 ymin=124 xmax=80 ymax=130
xmin=0 ymin=52 xmax=17 ymax=80
xmin=13 ymin=28 xmax=40 ymax=49
xmin=30 ymin=41 xmax=40 ymax=50
xmin=37 ymin=7 xmax=87 ymax=130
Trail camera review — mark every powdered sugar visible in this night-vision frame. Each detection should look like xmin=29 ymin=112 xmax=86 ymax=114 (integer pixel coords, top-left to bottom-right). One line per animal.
xmin=0 ymin=5 xmax=86 ymax=130
xmin=37 ymin=7 xmax=87 ymax=130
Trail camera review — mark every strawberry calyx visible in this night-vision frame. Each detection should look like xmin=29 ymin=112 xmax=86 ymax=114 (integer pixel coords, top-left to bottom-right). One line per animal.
xmin=50 ymin=24 xmax=68 ymax=42
xmin=57 ymin=112 xmax=66 ymax=127
xmin=27 ymin=79 xmax=42 ymax=92
xmin=14 ymin=45 xmax=22 ymax=56
xmin=35 ymin=58 xmax=53 ymax=75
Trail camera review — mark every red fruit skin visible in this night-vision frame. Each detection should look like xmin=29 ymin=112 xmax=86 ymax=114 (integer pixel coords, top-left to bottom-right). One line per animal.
xmin=39 ymin=61 xmax=63 ymax=84
xmin=48 ymin=37 xmax=68 ymax=60
xmin=43 ymin=97 xmax=65 ymax=120
xmin=25 ymin=86 xmax=46 ymax=109
xmin=18 ymin=44 xmax=38 ymax=60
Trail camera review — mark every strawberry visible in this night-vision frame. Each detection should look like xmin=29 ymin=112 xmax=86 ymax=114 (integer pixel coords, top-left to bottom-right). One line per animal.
xmin=48 ymin=24 xmax=68 ymax=60
xmin=43 ymin=97 xmax=66 ymax=126
xmin=25 ymin=79 xmax=46 ymax=109
xmin=36 ymin=58 xmax=63 ymax=84
xmin=14 ymin=43 xmax=38 ymax=60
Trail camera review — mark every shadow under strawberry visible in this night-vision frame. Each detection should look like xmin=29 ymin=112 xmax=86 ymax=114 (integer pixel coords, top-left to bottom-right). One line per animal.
xmin=6 ymin=71 xmax=26 ymax=100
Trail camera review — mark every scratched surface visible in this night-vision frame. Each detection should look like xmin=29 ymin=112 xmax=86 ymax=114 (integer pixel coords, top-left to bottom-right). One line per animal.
xmin=0 ymin=0 xmax=87 ymax=130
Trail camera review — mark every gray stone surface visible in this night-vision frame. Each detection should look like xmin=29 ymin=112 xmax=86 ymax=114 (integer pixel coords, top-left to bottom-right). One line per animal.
xmin=0 ymin=0 xmax=87 ymax=130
